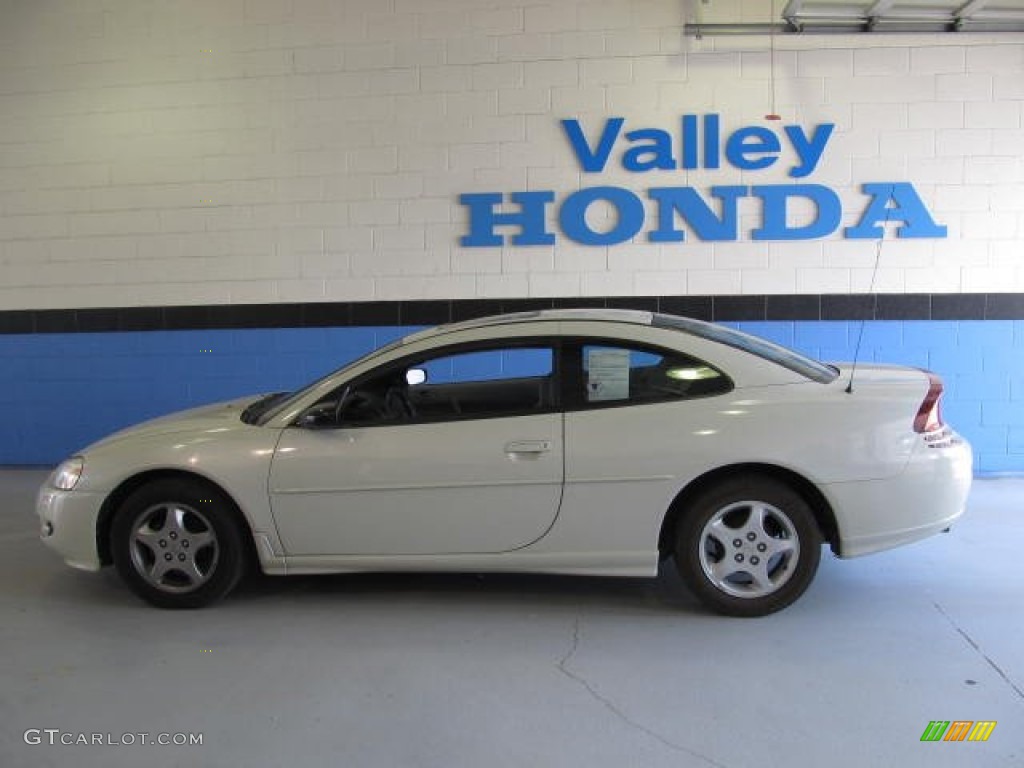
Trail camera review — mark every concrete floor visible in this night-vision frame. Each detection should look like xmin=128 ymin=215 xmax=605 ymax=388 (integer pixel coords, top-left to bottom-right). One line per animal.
xmin=0 ymin=469 xmax=1021 ymax=768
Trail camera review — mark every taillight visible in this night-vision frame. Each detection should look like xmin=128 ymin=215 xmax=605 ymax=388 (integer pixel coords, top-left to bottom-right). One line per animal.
xmin=914 ymin=372 xmax=945 ymax=433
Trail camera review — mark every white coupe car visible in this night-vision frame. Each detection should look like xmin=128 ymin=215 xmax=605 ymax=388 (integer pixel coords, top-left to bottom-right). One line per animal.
xmin=38 ymin=309 xmax=972 ymax=616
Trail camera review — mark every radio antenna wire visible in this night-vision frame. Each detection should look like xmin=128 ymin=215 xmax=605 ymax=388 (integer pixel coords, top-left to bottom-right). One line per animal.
xmin=845 ymin=205 xmax=892 ymax=394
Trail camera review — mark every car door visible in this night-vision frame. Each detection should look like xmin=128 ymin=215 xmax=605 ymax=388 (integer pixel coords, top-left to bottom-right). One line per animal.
xmin=268 ymin=343 xmax=564 ymax=557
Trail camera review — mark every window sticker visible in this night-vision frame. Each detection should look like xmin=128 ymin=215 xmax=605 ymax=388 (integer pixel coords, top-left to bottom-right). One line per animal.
xmin=587 ymin=348 xmax=630 ymax=401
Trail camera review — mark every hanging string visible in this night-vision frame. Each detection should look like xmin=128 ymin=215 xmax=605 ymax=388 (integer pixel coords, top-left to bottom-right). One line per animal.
xmin=767 ymin=0 xmax=781 ymax=121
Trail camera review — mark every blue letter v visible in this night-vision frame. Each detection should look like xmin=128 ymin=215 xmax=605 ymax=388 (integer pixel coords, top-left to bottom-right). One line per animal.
xmin=560 ymin=117 xmax=624 ymax=173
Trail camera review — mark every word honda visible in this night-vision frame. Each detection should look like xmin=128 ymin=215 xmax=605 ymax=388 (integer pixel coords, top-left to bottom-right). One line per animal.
xmin=459 ymin=113 xmax=946 ymax=247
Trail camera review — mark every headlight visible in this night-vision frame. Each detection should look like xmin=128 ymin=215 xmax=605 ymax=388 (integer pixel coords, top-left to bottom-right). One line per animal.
xmin=51 ymin=457 xmax=84 ymax=491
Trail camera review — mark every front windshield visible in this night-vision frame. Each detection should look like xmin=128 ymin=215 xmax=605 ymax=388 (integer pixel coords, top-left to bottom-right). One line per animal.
xmin=255 ymin=335 xmax=410 ymax=424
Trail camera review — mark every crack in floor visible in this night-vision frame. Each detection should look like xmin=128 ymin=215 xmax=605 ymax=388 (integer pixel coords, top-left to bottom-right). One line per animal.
xmin=556 ymin=616 xmax=730 ymax=768
xmin=934 ymin=601 xmax=1024 ymax=701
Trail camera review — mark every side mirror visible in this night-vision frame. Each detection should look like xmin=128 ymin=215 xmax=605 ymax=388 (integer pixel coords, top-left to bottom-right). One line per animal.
xmin=406 ymin=368 xmax=427 ymax=386
xmin=295 ymin=403 xmax=336 ymax=429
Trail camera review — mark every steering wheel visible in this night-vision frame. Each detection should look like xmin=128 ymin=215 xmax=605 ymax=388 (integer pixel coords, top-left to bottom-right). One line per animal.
xmin=385 ymin=386 xmax=417 ymax=418
xmin=335 ymin=390 xmax=389 ymax=423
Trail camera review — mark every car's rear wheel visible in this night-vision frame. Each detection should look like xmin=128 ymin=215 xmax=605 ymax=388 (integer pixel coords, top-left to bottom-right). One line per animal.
xmin=675 ymin=476 xmax=822 ymax=617
xmin=111 ymin=479 xmax=247 ymax=609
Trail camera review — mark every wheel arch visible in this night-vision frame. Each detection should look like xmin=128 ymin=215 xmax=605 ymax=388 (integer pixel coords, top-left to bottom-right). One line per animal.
xmin=96 ymin=469 xmax=259 ymax=568
xmin=658 ymin=463 xmax=839 ymax=558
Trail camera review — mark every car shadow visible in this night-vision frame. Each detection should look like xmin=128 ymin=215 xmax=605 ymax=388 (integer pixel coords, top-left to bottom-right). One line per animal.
xmin=229 ymin=558 xmax=703 ymax=616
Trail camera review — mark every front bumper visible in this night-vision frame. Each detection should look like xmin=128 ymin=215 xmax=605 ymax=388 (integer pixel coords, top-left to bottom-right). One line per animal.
xmin=825 ymin=434 xmax=973 ymax=559
xmin=37 ymin=486 xmax=105 ymax=571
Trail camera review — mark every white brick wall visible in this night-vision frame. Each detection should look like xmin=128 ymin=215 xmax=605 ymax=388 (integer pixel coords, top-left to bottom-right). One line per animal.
xmin=0 ymin=0 xmax=1022 ymax=309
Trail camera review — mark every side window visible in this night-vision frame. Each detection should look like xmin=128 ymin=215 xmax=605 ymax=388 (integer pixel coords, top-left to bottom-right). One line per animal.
xmin=420 ymin=347 xmax=552 ymax=385
xmin=580 ymin=343 xmax=729 ymax=406
xmin=301 ymin=344 xmax=556 ymax=427
xmin=408 ymin=346 xmax=554 ymax=421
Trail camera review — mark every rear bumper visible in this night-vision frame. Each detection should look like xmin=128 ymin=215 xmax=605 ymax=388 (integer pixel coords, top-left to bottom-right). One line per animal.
xmin=825 ymin=435 xmax=973 ymax=559
xmin=37 ymin=487 xmax=104 ymax=571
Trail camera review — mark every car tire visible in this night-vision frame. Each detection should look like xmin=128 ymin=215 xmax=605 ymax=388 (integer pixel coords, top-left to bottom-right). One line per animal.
xmin=111 ymin=478 xmax=247 ymax=609
xmin=674 ymin=476 xmax=822 ymax=617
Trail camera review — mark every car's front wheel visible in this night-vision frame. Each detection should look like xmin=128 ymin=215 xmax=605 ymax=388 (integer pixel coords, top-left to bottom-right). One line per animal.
xmin=111 ymin=478 xmax=247 ymax=609
xmin=675 ymin=476 xmax=822 ymax=617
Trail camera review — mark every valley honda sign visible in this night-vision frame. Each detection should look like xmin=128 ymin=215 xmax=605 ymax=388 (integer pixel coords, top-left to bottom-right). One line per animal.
xmin=459 ymin=114 xmax=947 ymax=246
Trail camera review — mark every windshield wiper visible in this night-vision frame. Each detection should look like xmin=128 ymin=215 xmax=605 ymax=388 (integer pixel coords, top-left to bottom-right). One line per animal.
xmin=240 ymin=392 xmax=289 ymax=424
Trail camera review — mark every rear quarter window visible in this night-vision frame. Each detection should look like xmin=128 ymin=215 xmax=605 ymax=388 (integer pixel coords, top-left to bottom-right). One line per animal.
xmin=652 ymin=314 xmax=838 ymax=384
xmin=576 ymin=342 xmax=731 ymax=407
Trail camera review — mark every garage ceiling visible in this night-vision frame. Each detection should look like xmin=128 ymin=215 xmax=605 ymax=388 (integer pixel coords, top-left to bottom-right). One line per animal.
xmin=685 ymin=0 xmax=1024 ymax=34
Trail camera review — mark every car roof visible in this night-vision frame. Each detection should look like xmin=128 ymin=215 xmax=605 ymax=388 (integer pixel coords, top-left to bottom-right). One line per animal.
xmin=394 ymin=308 xmax=837 ymax=385
xmin=400 ymin=308 xmax=654 ymax=345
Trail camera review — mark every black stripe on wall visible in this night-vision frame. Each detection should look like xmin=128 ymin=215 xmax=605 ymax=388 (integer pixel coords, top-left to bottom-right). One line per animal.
xmin=1 ymin=293 xmax=1023 ymax=334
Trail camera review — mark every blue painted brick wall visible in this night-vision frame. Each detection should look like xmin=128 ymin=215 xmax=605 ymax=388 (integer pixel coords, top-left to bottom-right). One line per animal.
xmin=2 ymin=320 xmax=1021 ymax=473
xmin=0 ymin=326 xmax=413 ymax=466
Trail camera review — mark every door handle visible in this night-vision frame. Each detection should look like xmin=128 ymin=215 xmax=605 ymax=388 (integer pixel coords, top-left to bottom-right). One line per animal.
xmin=504 ymin=440 xmax=552 ymax=455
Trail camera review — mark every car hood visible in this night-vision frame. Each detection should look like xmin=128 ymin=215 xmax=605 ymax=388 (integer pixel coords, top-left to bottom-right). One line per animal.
xmin=83 ymin=395 xmax=266 ymax=452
